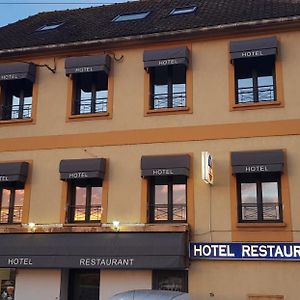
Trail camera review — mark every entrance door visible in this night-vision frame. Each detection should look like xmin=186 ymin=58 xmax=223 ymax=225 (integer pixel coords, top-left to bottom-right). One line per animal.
xmin=68 ymin=269 xmax=100 ymax=300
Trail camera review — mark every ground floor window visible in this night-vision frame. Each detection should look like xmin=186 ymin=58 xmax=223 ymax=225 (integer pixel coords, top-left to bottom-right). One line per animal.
xmin=152 ymin=270 xmax=188 ymax=292
xmin=68 ymin=269 xmax=99 ymax=300
xmin=0 ymin=269 xmax=16 ymax=300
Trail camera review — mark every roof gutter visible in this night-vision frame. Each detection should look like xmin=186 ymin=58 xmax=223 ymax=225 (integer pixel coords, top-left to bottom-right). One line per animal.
xmin=1 ymin=15 xmax=300 ymax=57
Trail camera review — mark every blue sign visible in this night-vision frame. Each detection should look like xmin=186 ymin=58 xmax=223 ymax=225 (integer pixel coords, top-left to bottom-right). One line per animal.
xmin=190 ymin=242 xmax=300 ymax=261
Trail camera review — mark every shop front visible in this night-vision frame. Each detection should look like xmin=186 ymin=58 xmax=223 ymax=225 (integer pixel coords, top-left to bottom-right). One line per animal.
xmin=0 ymin=232 xmax=188 ymax=300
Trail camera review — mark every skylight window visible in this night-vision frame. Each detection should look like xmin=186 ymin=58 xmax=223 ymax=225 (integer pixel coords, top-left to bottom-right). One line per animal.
xmin=36 ymin=23 xmax=64 ymax=32
xmin=113 ymin=12 xmax=150 ymax=22
xmin=170 ymin=6 xmax=197 ymax=16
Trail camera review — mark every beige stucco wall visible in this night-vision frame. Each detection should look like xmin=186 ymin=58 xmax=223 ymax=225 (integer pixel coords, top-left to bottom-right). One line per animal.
xmin=14 ymin=269 xmax=61 ymax=300
xmin=189 ymin=261 xmax=298 ymax=300
xmin=0 ymin=134 xmax=299 ymax=240
xmin=0 ymin=31 xmax=300 ymax=139
xmin=100 ymin=270 xmax=151 ymax=300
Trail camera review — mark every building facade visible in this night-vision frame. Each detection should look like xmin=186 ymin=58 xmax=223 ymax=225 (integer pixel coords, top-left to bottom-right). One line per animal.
xmin=0 ymin=0 xmax=300 ymax=299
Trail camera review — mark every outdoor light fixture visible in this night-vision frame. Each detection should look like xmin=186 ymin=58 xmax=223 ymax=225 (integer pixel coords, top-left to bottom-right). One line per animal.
xmin=28 ymin=222 xmax=36 ymax=231
xmin=112 ymin=221 xmax=120 ymax=231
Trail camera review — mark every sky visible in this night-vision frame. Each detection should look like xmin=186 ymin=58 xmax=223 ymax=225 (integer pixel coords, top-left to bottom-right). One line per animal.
xmin=0 ymin=0 xmax=131 ymax=27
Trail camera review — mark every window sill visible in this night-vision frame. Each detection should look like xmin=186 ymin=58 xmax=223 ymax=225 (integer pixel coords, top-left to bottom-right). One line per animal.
xmin=236 ymin=222 xmax=287 ymax=228
xmin=68 ymin=112 xmax=111 ymax=122
xmin=64 ymin=222 xmax=101 ymax=227
xmin=0 ymin=118 xmax=34 ymax=125
xmin=231 ymin=100 xmax=283 ymax=111
xmin=145 ymin=107 xmax=191 ymax=116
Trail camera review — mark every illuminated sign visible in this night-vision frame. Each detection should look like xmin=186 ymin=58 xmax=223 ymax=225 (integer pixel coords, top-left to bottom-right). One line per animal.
xmin=202 ymin=152 xmax=213 ymax=185
xmin=190 ymin=242 xmax=300 ymax=261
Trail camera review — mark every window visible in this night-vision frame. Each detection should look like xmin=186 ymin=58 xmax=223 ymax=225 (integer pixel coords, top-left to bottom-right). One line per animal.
xmin=0 ymin=269 xmax=16 ymax=300
xmin=148 ymin=176 xmax=187 ymax=223
xmin=0 ymin=186 xmax=24 ymax=224
xmin=235 ymin=56 xmax=276 ymax=104
xmin=68 ymin=269 xmax=99 ymax=300
xmin=72 ymin=72 xmax=108 ymax=115
xmin=149 ymin=65 xmax=186 ymax=110
xmin=237 ymin=173 xmax=282 ymax=223
xmin=170 ymin=6 xmax=197 ymax=15
xmin=36 ymin=23 xmax=64 ymax=31
xmin=0 ymin=79 xmax=33 ymax=120
xmin=67 ymin=180 xmax=103 ymax=223
xmin=113 ymin=12 xmax=150 ymax=22
xmin=153 ymin=270 xmax=188 ymax=292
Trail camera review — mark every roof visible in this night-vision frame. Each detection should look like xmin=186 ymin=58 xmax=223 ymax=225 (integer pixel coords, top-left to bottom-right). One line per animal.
xmin=1 ymin=0 xmax=300 ymax=54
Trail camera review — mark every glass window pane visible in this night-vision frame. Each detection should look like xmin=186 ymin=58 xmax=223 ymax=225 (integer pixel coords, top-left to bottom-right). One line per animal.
xmin=113 ymin=12 xmax=150 ymax=22
xmin=74 ymin=187 xmax=87 ymax=221
xmin=258 ymin=75 xmax=275 ymax=101
xmin=154 ymin=185 xmax=168 ymax=221
xmin=13 ymin=189 xmax=24 ymax=223
xmin=80 ymin=90 xmax=92 ymax=114
xmin=172 ymin=84 xmax=186 ymax=107
xmin=262 ymin=182 xmax=280 ymax=220
xmin=95 ymin=90 xmax=108 ymax=113
xmin=0 ymin=269 xmax=16 ymax=300
xmin=0 ymin=189 xmax=11 ymax=223
xmin=237 ymin=78 xmax=254 ymax=103
xmin=90 ymin=187 xmax=102 ymax=221
xmin=172 ymin=184 xmax=186 ymax=221
xmin=241 ymin=183 xmax=258 ymax=221
xmin=11 ymin=95 xmax=21 ymax=119
xmin=23 ymin=96 xmax=32 ymax=118
xmin=69 ymin=270 xmax=99 ymax=300
xmin=154 ymin=271 xmax=187 ymax=292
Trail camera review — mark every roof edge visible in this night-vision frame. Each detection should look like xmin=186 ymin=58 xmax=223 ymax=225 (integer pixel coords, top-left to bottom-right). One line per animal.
xmin=1 ymin=15 xmax=300 ymax=58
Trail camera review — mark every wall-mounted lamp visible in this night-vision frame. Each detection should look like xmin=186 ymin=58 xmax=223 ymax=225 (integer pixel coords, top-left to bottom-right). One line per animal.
xmin=112 ymin=221 xmax=120 ymax=232
xmin=28 ymin=222 xmax=36 ymax=232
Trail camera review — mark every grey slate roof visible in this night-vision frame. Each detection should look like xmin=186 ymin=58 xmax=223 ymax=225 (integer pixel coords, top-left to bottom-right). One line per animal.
xmin=0 ymin=0 xmax=300 ymax=51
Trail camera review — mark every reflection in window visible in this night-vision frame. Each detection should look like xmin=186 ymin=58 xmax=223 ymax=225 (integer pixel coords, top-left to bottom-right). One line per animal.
xmin=149 ymin=176 xmax=187 ymax=223
xmin=153 ymin=270 xmax=188 ymax=293
xmin=0 ymin=188 xmax=24 ymax=224
xmin=150 ymin=65 xmax=186 ymax=110
xmin=68 ymin=269 xmax=99 ymax=300
xmin=0 ymin=269 xmax=16 ymax=300
xmin=0 ymin=79 xmax=33 ymax=120
xmin=73 ymin=72 xmax=108 ymax=115
xmin=68 ymin=182 xmax=102 ymax=223
xmin=238 ymin=173 xmax=282 ymax=222
xmin=235 ymin=56 xmax=276 ymax=104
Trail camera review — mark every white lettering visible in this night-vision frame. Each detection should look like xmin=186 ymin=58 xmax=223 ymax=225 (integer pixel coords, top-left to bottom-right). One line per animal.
xmin=68 ymin=172 xmax=88 ymax=179
xmin=0 ymin=74 xmax=19 ymax=80
xmin=241 ymin=50 xmax=263 ymax=57
xmin=258 ymin=245 xmax=268 ymax=257
xmin=7 ymin=257 xmax=33 ymax=266
xmin=202 ymin=245 xmax=212 ymax=256
xmin=245 ymin=165 xmax=268 ymax=172
xmin=74 ymin=67 xmax=94 ymax=73
xmin=79 ymin=258 xmax=135 ymax=267
xmin=158 ymin=59 xmax=178 ymax=66
xmin=274 ymin=246 xmax=284 ymax=258
xmin=242 ymin=245 xmax=251 ymax=257
xmin=152 ymin=169 xmax=174 ymax=176
xmin=293 ymin=246 xmax=300 ymax=257
xmin=193 ymin=245 xmax=202 ymax=256
xmin=0 ymin=176 xmax=9 ymax=182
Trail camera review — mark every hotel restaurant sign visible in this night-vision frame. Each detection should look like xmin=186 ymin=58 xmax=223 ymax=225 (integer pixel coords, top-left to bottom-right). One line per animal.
xmin=190 ymin=242 xmax=300 ymax=261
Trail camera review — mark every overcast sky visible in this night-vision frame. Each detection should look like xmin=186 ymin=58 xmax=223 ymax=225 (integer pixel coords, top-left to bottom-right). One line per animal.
xmin=0 ymin=0 xmax=131 ymax=27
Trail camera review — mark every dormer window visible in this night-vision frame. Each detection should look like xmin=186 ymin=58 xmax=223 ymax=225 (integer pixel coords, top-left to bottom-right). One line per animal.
xmin=170 ymin=6 xmax=197 ymax=15
xmin=113 ymin=12 xmax=150 ymax=22
xmin=36 ymin=22 xmax=64 ymax=31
